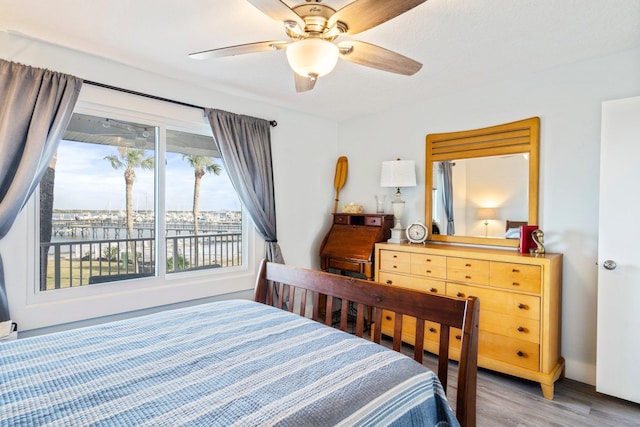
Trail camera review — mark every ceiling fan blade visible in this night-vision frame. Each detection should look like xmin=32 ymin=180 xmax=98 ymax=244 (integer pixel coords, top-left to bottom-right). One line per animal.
xmin=329 ymin=0 xmax=427 ymax=35
xmin=189 ymin=41 xmax=288 ymax=60
xmin=247 ymin=0 xmax=305 ymax=28
xmin=294 ymin=73 xmax=316 ymax=92
xmin=338 ymin=41 xmax=422 ymax=76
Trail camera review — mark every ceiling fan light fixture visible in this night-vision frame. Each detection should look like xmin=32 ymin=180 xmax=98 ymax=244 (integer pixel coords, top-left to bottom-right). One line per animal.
xmin=286 ymin=38 xmax=339 ymax=78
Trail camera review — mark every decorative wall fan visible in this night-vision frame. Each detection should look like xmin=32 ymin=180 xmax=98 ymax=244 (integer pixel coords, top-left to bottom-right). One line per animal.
xmin=189 ymin=0 xmax=426 ymax=92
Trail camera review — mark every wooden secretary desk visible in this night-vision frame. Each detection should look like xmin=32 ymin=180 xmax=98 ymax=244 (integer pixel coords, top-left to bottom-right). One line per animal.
xmin=320 ymin=213 xmax=394 ymax=280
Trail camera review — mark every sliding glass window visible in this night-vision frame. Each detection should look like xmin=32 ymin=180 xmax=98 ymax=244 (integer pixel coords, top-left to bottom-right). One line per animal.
xmin=165 ymin=129 xmax=242 ymax=273
xmin=39 ymin=113 xmax=242 ymax=291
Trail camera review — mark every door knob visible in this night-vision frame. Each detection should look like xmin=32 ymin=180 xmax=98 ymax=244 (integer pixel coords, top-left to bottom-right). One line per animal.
xmin=603 ymin=260 xmax=617 ymax=270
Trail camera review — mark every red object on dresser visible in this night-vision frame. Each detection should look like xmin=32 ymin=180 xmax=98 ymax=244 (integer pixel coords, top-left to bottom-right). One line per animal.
xmin=519 ymin=225 xmax=539 ymax=254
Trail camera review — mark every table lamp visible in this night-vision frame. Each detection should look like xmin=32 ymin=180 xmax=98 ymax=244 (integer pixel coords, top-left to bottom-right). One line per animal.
xmin=477 ymin=207 xmax=497 ymax=237
xmin=380 ymin=159 xmax=417 ymax=243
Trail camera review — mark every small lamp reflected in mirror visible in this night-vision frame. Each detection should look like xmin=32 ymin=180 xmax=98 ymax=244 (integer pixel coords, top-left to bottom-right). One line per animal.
xmin=477 ymin=208 xmax=497 ymax=237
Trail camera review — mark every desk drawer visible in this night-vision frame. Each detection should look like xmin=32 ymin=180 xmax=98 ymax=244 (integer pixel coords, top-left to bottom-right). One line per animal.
xmin=365 ymin=216 xmax=382 ymax=226
xmin=327 ymin=258 xmax=363 ymax=274
xmin=379 ymin=250 xmax=411 ymax=273
xmin=333 ymin=214 xmax=349 ymax=224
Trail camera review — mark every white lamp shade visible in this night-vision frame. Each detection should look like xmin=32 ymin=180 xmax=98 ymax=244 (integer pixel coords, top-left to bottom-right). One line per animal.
xmin=286 ymin=39 xmax=339 ymax=78
xmin=477 ymin=208 xmax=497 ymax=220
xmin=380 ymin=160 xmax=417 ymax=188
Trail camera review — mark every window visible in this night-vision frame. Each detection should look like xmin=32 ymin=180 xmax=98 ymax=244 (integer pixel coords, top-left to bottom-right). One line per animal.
xmin=164 ymin=129 xmax=242 ymax=273
xmin=39 ymin=111 xmax=243 ymax=291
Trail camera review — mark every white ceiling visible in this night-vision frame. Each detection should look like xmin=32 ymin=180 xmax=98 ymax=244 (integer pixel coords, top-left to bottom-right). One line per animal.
xmin=1 ymin=0 xmax=639 ymax=121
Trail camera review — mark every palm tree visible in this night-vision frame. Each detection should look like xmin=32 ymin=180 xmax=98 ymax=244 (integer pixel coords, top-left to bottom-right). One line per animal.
xmin=39 ymin=153 xmax=57 ymax=290
xmin=105 ymin=147 xmax=153 ymax=272
xmin=183 ymin=155 xmax=222 ymax=236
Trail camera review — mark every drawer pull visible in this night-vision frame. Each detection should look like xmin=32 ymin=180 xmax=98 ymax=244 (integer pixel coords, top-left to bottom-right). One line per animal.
xmin=512 ymin=282 xmax=520 ymax=286
xmin=517 ymin=326 xmax=526 ymax=332
xmin=465 ymin=263 xmax=471 ymax=267
xmin=465 ymin=275 xmax=472 ymax=279
xmin=385 ymin=315 xmax=392 ymax=321
xmin=386 ymin=280 xmax=393 ymax=285
xmin=456 ymin=292 xmax=465 ymax=298
xmin=517 ymin=351 xmax=525 ymax=357
xmin=393 ymin=265 xmax=398 ymax=269
xmin=429 ymin=287 xmax=438 ymax=293
xmin=455 ymin=335 xmax=461 ymax=340
xmin=426 ymin=258 xmax=432 ymax=262
xmin=518 ymin=303 xmax=528 ymax=310
xmin=429 ymin=327 xmax=437 ymax=333
xmin=426 ymin=269 xmax=432 ymax=273
xmin=512 ymin=268 xmax=520 ymax=273
xmin=393 ymin=255 xmax=398 ymax=258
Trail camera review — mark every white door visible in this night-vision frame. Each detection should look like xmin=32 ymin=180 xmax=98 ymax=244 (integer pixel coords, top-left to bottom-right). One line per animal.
xmin=596 ymin=96 xmax=640 ymax=403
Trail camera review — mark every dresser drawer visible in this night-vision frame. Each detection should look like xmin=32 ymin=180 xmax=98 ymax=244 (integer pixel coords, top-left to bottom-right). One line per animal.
xmin=447 ymin=257 xmax=489 ymax=285
xmin=490 ymin=262 xmax=542 ymax=294
xmin=479 ymin=332 xmax=540 ymax=371
xmin=410 ymin=254 xmax=447 ymax=279
xmin=379 ymin=250 xmax=411 ymax=273
xmin=381 ymin=310 xmax=440 ymax=345
xmin=379 ymin=272 xmax=444 ymax=295
xmin=447 ymin=283 xmax=541 ymax=321
xmin=480 ymin=311 xmax=540 ymax=344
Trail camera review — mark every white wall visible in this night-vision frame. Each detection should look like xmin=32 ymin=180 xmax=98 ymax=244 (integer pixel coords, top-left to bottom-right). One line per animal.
xmin=336 ymin=48 xmax=640 ymax=385
xmin=0 ymin=33 xmax=338 ymax=334
xmin=4 ymin=31 xmax=640 ymax=386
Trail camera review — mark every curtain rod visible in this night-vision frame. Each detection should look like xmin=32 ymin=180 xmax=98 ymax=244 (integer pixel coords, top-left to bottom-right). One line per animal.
xmin=84 ymin=80 xmax=278 ymax=127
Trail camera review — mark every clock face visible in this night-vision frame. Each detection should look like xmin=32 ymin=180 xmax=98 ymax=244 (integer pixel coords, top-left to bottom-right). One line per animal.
xmin=406 ymin=222 xmax=428 ymax=243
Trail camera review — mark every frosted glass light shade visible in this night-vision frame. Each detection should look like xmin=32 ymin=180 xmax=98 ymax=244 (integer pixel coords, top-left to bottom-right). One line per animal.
xmin=286 ymin=39 xmax=339 ymax=78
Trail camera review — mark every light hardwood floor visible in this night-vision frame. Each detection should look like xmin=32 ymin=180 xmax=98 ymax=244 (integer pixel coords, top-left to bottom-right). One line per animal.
xmin=380 ymin=338 xmax=640 ymax=426
xmin=470 ymin=368 xmax=639 ymax=426
xmin=430 ymin=354 xmax=640 ymax=426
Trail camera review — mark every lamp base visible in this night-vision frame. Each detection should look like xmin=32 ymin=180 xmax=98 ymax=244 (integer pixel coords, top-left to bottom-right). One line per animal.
xmin=387 ymin=227 xmax=408 ymax=244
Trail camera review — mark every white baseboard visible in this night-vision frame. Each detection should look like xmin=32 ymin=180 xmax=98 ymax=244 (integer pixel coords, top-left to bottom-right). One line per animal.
xmin=565 ymin=358 xmax=596 ymax=386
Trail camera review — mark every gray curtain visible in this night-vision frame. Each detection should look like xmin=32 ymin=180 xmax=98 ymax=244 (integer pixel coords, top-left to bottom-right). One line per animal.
xmin=0 ymin=59 xmax=82 ymax=326
xmin=440 ymin=161 xmax=455 ymax=235
xmin=205 ymin=109 xmax=284 ymax=265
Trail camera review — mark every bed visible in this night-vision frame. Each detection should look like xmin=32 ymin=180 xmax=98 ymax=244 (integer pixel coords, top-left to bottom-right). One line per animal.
xmin=1 ymin=261 xmax=479 ymax=426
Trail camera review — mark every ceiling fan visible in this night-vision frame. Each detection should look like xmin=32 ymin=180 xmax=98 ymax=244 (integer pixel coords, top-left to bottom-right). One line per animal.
xmin=189 ymin=0 xmax=426 ymax=92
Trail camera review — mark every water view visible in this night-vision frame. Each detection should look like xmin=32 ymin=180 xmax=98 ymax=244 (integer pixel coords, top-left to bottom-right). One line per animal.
xmin=39 ymin=112 xmax=244 ymax=291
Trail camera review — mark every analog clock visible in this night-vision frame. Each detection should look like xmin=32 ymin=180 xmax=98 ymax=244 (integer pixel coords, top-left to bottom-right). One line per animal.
xmin=406 ymin=221 xmax=428 ymax=244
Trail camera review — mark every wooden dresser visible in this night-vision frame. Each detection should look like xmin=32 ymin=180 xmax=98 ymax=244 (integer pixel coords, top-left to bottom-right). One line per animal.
xmin=320 ymin=213 xmax=394 ymax=280
xmin=374 ymin=242 xmax=564 ymax=399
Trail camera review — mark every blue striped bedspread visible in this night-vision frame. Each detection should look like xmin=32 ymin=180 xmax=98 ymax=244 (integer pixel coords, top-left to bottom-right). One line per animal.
xmin=1 ymin=299 xmax=458 ymax=426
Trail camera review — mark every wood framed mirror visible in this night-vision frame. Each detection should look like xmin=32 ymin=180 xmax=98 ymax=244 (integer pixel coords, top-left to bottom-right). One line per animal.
xmin=426 ymin=117 xmax=540 ymax=248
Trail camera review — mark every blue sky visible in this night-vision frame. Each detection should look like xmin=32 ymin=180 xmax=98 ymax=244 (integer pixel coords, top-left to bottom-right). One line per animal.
xmin=53 ymin=140 xmax=241 ymax=212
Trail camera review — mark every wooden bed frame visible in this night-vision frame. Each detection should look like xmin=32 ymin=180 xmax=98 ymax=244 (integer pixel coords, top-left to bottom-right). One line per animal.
xmin=254 ymin=260 xmax=480 ymax=427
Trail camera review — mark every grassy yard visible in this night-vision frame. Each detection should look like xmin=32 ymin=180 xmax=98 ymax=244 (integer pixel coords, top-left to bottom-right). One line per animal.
xmin=43 ymin=255 xmax=240 ymax=290
xmin=44 ymin=258 xmax=132 ymax=290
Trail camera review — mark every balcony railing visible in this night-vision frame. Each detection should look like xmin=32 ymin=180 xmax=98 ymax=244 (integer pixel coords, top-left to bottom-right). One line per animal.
xmin=40 ymin=232 xmax=242 ymax=291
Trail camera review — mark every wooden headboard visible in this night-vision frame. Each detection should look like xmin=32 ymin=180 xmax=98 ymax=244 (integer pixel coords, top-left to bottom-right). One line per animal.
xmin=254 ymin=260 xmax=480 ymax=427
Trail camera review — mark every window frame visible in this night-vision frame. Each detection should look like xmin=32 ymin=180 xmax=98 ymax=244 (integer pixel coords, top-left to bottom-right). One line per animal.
xmin=23 ymin=85 xmax=258 ymax=328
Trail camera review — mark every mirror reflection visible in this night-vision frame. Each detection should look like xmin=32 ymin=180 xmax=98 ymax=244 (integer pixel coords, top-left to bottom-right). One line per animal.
xmin=431 ymin=155 xmax=529 ymax=239
xmin=426 ymin=117 xmax=539 ymax=247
